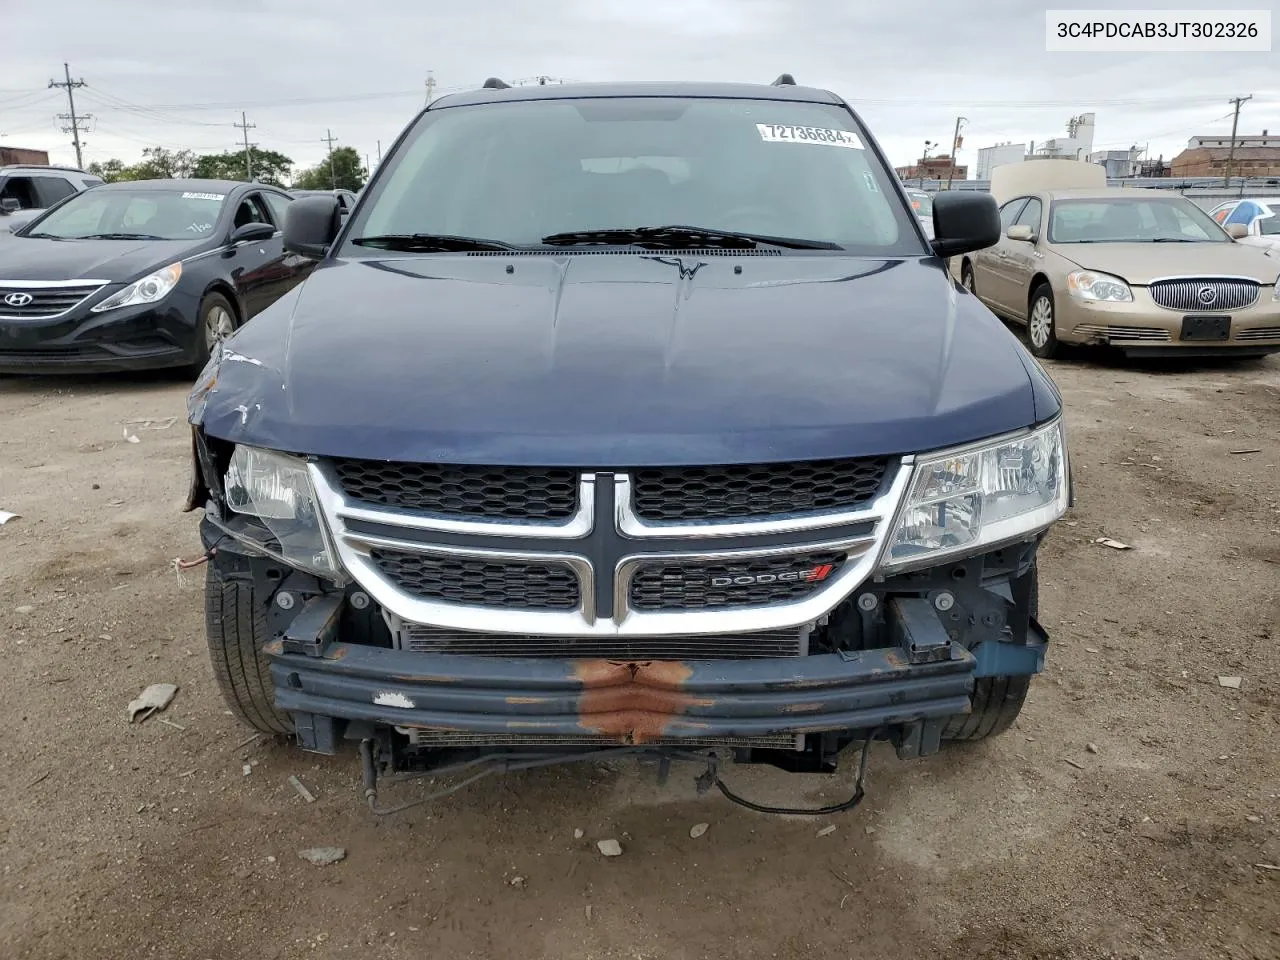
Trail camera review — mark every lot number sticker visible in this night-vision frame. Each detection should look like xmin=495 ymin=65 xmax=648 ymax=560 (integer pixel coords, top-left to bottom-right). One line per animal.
xmin=182 ymin=192 xmax=225 ymax=201
xmin=757 ymin=124 xmax=863 ymax=149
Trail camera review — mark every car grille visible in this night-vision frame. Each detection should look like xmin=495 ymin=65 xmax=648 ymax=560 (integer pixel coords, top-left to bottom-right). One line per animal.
xmin=1236 ymin=326 xmax=1280 ymax=341
xmin=331 ymin=458 xmax=578 ymax=520
xmin=630 ymin=458 xmax=889 ymax=521
xmin=628 ymin=551 xmax=846 ymax=611
xmin=396 ymin=622 xmax=807 ymax=659
xmin=0 ymin=282 xmax=105 ymax=319
xmin=1073 ymin=323 xmax=1171 ymax=342
xmin=369 ymin=549 xmax=580 ymax=609
xmin=1148 ymin=278 xmax=1259 ymax=313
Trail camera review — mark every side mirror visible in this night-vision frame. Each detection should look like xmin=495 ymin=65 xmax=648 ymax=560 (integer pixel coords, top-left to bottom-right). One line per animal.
xmin=1225 ymin=223 xmax=1247 ymax=239
xmin=0 ymin=198 xmax=19 ymax=215
xmin=930 ymin=192 xmax=1000 ymax=258
xmin=1006 ymin=224 xmax=1034 ymax=242
xmin=284 ymin=195 xmax=342 ymax=258
xmin=229 ymin=222 xmax=276 ymax=245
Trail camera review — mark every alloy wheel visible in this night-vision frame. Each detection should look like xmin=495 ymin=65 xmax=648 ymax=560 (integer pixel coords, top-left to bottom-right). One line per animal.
xmin=1029 ymin=296 xmax=1052 ymax=348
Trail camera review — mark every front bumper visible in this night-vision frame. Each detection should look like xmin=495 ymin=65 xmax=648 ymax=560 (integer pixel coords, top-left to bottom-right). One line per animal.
xmin=263 ymin=591 xmax=1047 ymax=756
xmin=0 ymin=296 xmax=198 ymax=374
xmin=1058 ymin=288 xmax=1280 ymax=353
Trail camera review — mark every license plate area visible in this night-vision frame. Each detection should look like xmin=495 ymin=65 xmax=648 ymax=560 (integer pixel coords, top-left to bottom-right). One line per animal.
xmin=1180 ymin=315 xmax=1231 ymax=341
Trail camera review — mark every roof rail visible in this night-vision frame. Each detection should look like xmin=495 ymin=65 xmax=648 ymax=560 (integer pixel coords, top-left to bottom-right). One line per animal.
xmin=482 ymin=77 xmax=511 ymax=90
xmin=771 ymin=73 xmax=796 ymax=86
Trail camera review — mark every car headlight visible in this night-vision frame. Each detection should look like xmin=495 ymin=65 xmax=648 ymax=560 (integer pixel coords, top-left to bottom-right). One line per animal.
xmin=1066 ymin=270 xmax=1131 ymax=303
xmin=1273 ymin=274 xmax=1279 ymax=299
xmin=90 ymin=262 xmax=182 ymax=313
xmin=879 ymin=418 xmax=1069 ymax=572
xmin=223 ymin=445 xmax=337 ymax=575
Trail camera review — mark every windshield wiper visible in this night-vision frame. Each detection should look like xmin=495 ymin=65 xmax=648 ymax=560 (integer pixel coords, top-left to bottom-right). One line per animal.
xmin=1151 ymin=237 xmax=1201 ymax=242
xmin=351 ymin=233 xmax=517 ymax=252
xmin=73 ymin=232 xmax=169 ymax=240
xmin=540 ymin=225 xmax=841 ymax=250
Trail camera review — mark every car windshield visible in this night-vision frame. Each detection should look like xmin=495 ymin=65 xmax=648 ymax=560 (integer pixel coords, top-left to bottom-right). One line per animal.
xmin=26 ymin=187 xmax=226 ymax=240
xmin=906 ymin=191 xmax=933 ymax=217
xmin=346 ymin=96 xmax=919 ymax=254
xmin=1047 ymin=197 xmax=1228 ymax=244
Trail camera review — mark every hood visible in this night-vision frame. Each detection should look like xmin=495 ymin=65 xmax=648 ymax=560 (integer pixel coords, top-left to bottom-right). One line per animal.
xmin=0 ymin=236 xmax=199 ymax=282
xmin=1051 ymin=240 xmax=1280 ymax=285
xmin=196 ymin=253 xmax=1051 ymax=466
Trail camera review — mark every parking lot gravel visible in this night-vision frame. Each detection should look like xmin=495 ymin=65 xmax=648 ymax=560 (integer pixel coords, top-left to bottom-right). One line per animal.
xmin=1 ymin=352 xmax=1277 ymax=960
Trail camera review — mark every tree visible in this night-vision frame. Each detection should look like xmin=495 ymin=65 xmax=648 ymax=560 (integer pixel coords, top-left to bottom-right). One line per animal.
xmin=192 ymin=149 xmax=293 ymax=187
xmin=292 ymin=145 xmax=366 ymax=192
xmin=86 ymin=158 xmax=128 ymax=183
xmin=123 ymin=147 xmax=198 ymax=180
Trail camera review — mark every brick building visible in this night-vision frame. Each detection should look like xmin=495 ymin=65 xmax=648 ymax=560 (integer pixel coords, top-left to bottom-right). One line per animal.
xmin=1171 ymin=130 xmax=1280 ymax=177
xmin=894 ymin=154 xmax=967 ymax=181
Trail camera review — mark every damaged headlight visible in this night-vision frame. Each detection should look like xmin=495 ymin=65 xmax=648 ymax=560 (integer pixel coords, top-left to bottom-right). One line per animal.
xmin=223 ymin=445 xmax=337 ymax=575
xmin=879 ymin=418 xmax=1069 ymax=572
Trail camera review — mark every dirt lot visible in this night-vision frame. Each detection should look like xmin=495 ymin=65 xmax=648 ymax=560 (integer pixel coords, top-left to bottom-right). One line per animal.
xmin=1 ymin=351 xmax=1277 ymax=960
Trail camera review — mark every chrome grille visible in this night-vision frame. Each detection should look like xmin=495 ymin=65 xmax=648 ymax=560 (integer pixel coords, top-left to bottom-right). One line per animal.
xmin=631 ymin=458 xmax=889 ymax=521
xmin=1236 ymin=326 xmax=1280 ymax=341
xmin=1148 ymin=278 xmax=1259 ymax=313
xmin=396 ymin=622 xmax=807 ymax=659
xmin=400 ymin=729 xmax=801 ymax=749
xmin=0 ymin=282 xmax=106 ymax=319
xmin=331 ymin=458 xmax=578 ymax=519
xmin=1072 ymin=324 xmax=1171 ymax=342
xmin=629 ymin=552 xmax=845 ymax=611
xmin=370 ymin=550 xmax=580 ymax=610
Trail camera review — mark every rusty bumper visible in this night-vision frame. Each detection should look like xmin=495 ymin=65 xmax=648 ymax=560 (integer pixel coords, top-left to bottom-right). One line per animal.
xmin=265 ymin=640 xmax=976 ymax=745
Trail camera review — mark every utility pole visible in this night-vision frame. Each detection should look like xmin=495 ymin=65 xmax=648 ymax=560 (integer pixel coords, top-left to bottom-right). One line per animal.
xmin=919 ymin=140 xmax=935 ymax=189
xmin=322 ymin=129 xmax=338 ymax=189
xmin=1224 ymin=94 xmax=1252 ymax=186
xmin=234 ymin=111 xmax=257 ymax=181
xmin=425 ymin=71 xmax=436 ymax=106
xmin=49 ymin=62 xmax=90 ymax=169
xmin=946 ymin=117 xmax=968 ymax=190
xmin=376 ymin=140 xmax=382 ymax=165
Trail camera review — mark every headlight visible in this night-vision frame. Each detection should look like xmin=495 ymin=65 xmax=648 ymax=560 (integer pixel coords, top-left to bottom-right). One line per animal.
xmin=1066 ymin=270 xmax=1131 ymax=303
xmin=223 ymin=445 xmax=337 ymax=575
xmin=90 ymin=262 xmax=182 ymax=313
xmin=1273 ymin=274 xmax=1279 ymax=299
xmin=879 ymin=419 xmax=1069 ymax=572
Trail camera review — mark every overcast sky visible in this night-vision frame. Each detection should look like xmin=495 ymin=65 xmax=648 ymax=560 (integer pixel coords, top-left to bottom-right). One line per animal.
xmin=3 ymin=0 xmax=1277 ymax=178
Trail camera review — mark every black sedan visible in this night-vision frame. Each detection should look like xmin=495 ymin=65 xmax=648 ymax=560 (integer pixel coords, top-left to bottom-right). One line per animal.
xmin=0 ymin=179 xmax=316 ymax=374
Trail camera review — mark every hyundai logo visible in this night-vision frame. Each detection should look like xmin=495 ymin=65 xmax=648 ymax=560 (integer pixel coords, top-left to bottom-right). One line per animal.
xmin=3 ymin=292 xmax=34 ymax=307
xmin=1196 ymin=286 xmax=1217 ymax=306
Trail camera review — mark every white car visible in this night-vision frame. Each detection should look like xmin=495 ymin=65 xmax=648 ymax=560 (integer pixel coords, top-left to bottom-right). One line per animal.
xmin=1207 ymin=197 xmax=1280 ymax=255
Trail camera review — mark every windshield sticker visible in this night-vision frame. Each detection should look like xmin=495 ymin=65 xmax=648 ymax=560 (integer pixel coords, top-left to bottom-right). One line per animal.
xmin=863 ymin=172 xmax=879 ymax=192
xmin=181 ymin=192 xmax=225 ymax=201
xmin=187 ymin=222 xmax=213 ymax=233
xmin=757 ymin=124 xmax=863 ymax=149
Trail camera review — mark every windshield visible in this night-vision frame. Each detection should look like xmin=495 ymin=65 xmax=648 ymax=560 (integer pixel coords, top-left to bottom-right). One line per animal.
xmin=905 ymin=191 xmax=933 ymax=217
xmin=1047 ymin=197 xmax=1228 ymax=244
xmin=26 ymin=188 xmax=226 ymax=240
xmin=346 ymin=97 xmax=919 ymax=254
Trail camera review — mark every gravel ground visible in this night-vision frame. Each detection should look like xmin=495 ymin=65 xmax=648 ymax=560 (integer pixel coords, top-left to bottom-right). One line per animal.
xmin=0 ymin=352 xmax=1277 ymax=960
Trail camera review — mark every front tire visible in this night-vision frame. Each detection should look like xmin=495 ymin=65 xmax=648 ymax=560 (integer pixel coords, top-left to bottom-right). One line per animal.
xmin=191 ymin=292 xmax=238 ymax=375
xmin=943 ymin=565 xmax=1039 ymax=742
xmin=961 ymin=261 xmax=976 ymax=295
xmin=1027 ymin=283 xmax=1060 ymax=360
xmin=205 ymin=560 xmax=293 ymax=735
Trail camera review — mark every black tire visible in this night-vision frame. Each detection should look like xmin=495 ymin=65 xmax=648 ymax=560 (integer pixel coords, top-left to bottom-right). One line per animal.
xmin=1026 ymin=283 xmax=1060 ymax=360
xmin=205 ymin=561 xmax=293 ymax=735
xmin=190 ymin=292 xmax=239 ymax=375
xmin=943 ymin=565 xmax=1039 ymax=742
xmin=960 ymin=261 xmax=976 ymax=295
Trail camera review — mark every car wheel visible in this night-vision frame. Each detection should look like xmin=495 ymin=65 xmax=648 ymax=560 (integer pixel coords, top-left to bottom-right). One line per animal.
xmin=191 ymin=292 xmax=238 ymax=374
xmin=961 ymin=262 xmax=976 ymax=294
xmin=943 ymin=563 xmax=1038 ymax=742
xmin=205 ymin=557 xmax=294 ymax=735
xmin=1027 ymin=283 xmax=1060 ymax=360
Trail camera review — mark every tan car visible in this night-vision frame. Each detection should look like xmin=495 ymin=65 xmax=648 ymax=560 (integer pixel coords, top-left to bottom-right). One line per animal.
xmin=958 ymin=187 xmax=1280 ymax=359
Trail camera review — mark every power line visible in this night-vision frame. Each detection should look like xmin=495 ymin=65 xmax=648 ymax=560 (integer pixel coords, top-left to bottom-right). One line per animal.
xmin=49 ymin=62 xmax=91 ymax=169
xmin=234 ymin=111 xmax=257 ymax=181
